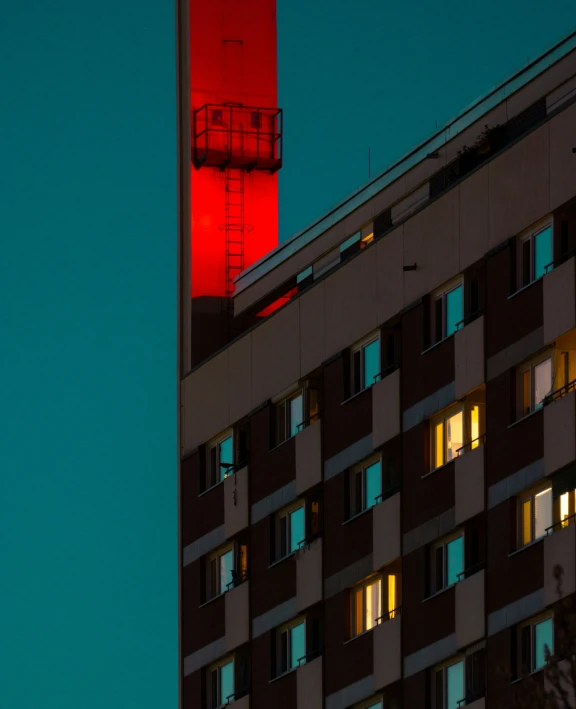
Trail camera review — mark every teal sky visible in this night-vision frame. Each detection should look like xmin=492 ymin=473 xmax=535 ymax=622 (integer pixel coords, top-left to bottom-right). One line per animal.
xmin=1 ymin=2 xmax=574 ymax=708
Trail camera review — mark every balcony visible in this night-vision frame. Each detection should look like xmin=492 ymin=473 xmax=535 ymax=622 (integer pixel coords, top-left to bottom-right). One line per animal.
xmin=454 ymin=315 xmax=484 ymax=400
xmin=296 ymin=419 xmax=322 ymax=495
xmin=193 ymin=104 xmax=282 ymax=173
xmin=543 ymin=520 xmax=576 ymax=605
xmin=296 ymin=537 xmax=322 ymax=612
xmin=455 ymin=568 xmax=485 ymax=649
xmin=454 ymin=442 xmax=485 ymax=525
xmin=297 ymin=655 xmax=322 ymax=709
xmin=227 ymin=696 xmax=250 ymax=709
xmin=544 ymin=388 xmax=576 ymax=476
xmin=224 ymin=466 xmax=249 ymax=539
xmin=225 ymin=580 xmax=250 ymax=652
xmin=372 ymin=368 xmax=400 ymax=449
xmin=373 ymin=492 xmax=401 ymax=569
xmin=543 ymin=256 xmax=575 ymax=343
xmin=373 ymin=612 xmax=402 ymax=690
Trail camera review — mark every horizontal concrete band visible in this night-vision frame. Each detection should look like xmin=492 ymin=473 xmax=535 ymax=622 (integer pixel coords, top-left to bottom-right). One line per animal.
xmin=403 ymin=508 xmax=455 ymax=556
xmin=486 ymin=327 xmax=544 ymax=382
xmin=325 ymin=674 xmax=374 ymax=709
xmin=404 ymin=633 xmax=457 ymax=678
xmin=324 ymin=435 xmax=374 ymax=481
xmin=324 ymin=553 xmax=374 ymax=600
xmin=252 ymin=596 xmax=297 ymax=639
xmin=183 ymin=524 xmax=226 ymax=567
xmin=487 ymin=588 xmax=544 ymax=637
xmin=403 ymin=381 xmax=455 ymax=433
xmin=251 ymin=480 xmax=297 ymax=525
xmin=184 ymin=635 xmax=226 ymax=677
xmin=488 ymin=458 xmax=544 ymax=509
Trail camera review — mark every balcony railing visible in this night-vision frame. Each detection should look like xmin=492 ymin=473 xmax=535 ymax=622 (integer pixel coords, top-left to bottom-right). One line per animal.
xmin=375 ymin=605 xmax=402 ymax=625
xmin=454 ymin=310 xmax=484 ymax=332
xmin=296 ymin=647 xmax=322 ymax=667
xmin=225 ymin=569 xmax=249 ymax=591
xmin=456 ymin=561 xmax=486 ymax=583
xmin=543 ymin=379 xmax=576 ymax=407
xmin=456 ymin=689 xmax=486 ymax=708
xmin=456 ymin=433 xmax=486 ymax=457
xmin=545 ymin=511 xmax=576 ymax=536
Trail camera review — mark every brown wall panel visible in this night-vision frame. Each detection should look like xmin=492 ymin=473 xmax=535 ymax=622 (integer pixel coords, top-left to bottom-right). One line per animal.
xmin=486 ymin=372 xmax=543 ymax=487
xmin=323 ymin=356 xmax=373 ymax=460
xmin=487 ymin=501 xmax=544 ymax=614
xmin=323 ymin=474 xmax=373 ymax=578
xmin=182 ymin=669 xmax=203 ymax=709
xmin=182 ymin=562 xmax=226 ymax=656
xmin=401 ymin=304 xmax=455 ymax=412
xmin=182 ymin=451 xmax=224 ymax=546
xmin=324 ymin=593 xmax=374 ymax=696
xmin=250 ymin=517 xmax=297 ymax=619
xmin=485 ymin=246 xmax=543 ymax=359
xmin=251 ymin=633 xmax=297 ymax=709
xmin=404 ymin=671 xmax=428 ymax=709
xmin=250 ymin=406 xmax=296 ymax=505
xmin=402 ymin=426 xmax=455 ymax=533
xmin=402 ymin=549 xmax=456 ymax=656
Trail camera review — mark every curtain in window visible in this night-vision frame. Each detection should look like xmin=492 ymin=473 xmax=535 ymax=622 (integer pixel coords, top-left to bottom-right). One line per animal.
xmin=534 ymin=488 xmax=552 ymax=539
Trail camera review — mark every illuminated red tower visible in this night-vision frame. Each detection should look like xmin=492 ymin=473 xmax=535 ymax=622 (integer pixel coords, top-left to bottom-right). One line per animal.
xmin=189 ymin=0 xmax=281 ymax=322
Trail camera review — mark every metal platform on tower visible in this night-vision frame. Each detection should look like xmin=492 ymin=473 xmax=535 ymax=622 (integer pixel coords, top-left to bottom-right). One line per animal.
xmin=192 ymin=104 xmax=282 ymax=173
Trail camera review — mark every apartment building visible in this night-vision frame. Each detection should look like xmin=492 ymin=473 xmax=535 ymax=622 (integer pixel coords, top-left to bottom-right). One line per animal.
xmin=178 ymin=28 xmax=576 ymax=709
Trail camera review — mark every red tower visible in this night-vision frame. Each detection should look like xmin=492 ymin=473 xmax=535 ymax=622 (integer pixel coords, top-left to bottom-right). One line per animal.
xmin=189 ymin=0 xmax=281 ymax=308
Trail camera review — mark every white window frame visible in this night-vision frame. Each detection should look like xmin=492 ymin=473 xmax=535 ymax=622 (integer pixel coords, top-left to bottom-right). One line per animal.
xmin=207 ymin=429 xmax=234 ymax=489
xmin=517 ymin=350 xmax=553 ymax=418
xmin=431 ymin=277 xmax=464 ymax=344
xmin=207 ymin=655 xmax=235 ymax=709
xmin=518 ymin=484 xmax=553 ymax=548
xmin=518 ymin=218 xmax=554 ymax=288
xmin=351 ymin=332 xmax=381 ymax=396
xmin=276 ymin=501 xmax=306 ymax=561
xmin=350 ymin=574 xmax=383 ymax=637
xmin=207 ymin=543 xmax=235 ymax=600
xmin=277 ymin=617 xmax=307 ymax=675
xmin=349 ymin=455 xmax=382 ymax=518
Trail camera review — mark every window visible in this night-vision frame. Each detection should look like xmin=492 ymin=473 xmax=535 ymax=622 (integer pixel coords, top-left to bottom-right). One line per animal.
xmin=557 ymin=488 xmax=576 ymax=529
xmin=518 ymin=615 xmax=553 ymax=675
xmin=206 ymin=543 xmax=247 ymax=600
xmin=350 ymin=575 xmax=382 ymax=637
xmin=207 ymin=431 xmax=234 ymax=488
xmin=434 ymin=659 xmax=464 ymax=709
xmin=354 ymin=699 xmax=382 ymax=709
xmin=211 ymin=109 xmax=223 ymax=127
xmin=519 ymin=486 xmax=552 ymax=547
xmin=432 ymin=279 xmax=463 ymax=343
xmin=277 ymin=619 xmax=306 ymax=675
xmin=351 ymin=334 xmax=381 ymax=395
xmin=349 ymin=458 xmax=382 ymax=517
xmin=430 ymin=398 xmax=486 ymax=470
xmin=250 ymin=111 xmax=262 ymax=129
xmin=208 ymin=657 xmax=234 ymax=709
xmin=518 ymin=354 xmax=553 ymax=417
xmin=275 ymin=503 xmax=305 ymax=560
xmin=274 ymin=385 xmax=320 ymax=445
xmin=519 ymin=223 xmax=553 ymax=288
xmin=431 ymin=534 xmax=463 ymax=594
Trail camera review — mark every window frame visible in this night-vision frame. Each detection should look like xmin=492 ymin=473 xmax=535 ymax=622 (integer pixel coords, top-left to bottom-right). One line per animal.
xmin=353 ymin=697 xmax=383 ymax=709
xmin=351 ymin=332 xmax=381 ymax=396
xmin=517 ymin=350 xmax=553 ymax=418
xmin=206 ymin=543 xmax=235 ymax=600
xmin=348 ymin=455 xmax=382 ymax=518
xmin=431 ymin=277 xmax=464 ymax=344
xmin=206 ymin=429 xmax=234 ymax=490
xmin=276 ymin=617 xmax=307 ymax=676
xmin=518 ymin=484 xmax=553 ymax=548
xmin=517 ymin=219 xmax=554 ymax=289
xmin=429 ymin=398 xmax=486 ymax=472
xmin=430 ymin=531 xmax=465 ymax=594
xmin=207 ymin=655 xmax=235 ymax=709
xmin=275 ymin=388 xmax=304 ymax=445
xmin=432 ymin=656 xmax=466 ymax=709
xmin=275 ymin=501 xmax=306 ymax=562
xmin=517 ymin=613 xmax=554 ymax=676
xmin=350 ymin=573 xmax=383 ymax=638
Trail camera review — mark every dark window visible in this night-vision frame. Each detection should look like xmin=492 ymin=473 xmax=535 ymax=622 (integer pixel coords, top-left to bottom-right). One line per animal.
xmin=211 ymin=109 xmax=223 ymax=126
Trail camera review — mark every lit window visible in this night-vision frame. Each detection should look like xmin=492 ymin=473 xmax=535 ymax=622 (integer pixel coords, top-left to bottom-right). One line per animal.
xmin=208 ymin=657 xmax=234 ymax=709
xmin=518 ymin=616 xmax=553 ymax=675
xmin=350 ymin=576 xmax=382 ymax=637
xmin=277 ymin=619 xmax=306 ymax=675
xmin=351 ymin=335 xmax=381 ymax=395
xmin=207 ymin=431 xmax=234 ymax=488
xmin=349 ymin=458 xmax=382 ymax=517
xmin=276 ymin=503 xmax=305 ymax=560
xmin=519 ymin=354 xmax=552 ymax=417
xmin=558 ymin=489 xmax=576 ymax=528
xmin=340 ymin=231 xmax=361 ymax=255
xmin=388 ymin=574 xmax=397 ymax=619
xmin=519 ymin=223 xmax=553 ymax=288
xmin=430 ymin=398 xmax=486 ymax=470
xmin=433 ymin=279 xmax=463 ymax=343
xmin=519 ymin=486 xmax=552 ymax=547
xmin=431 ymin=534 xmax=463 ymax=594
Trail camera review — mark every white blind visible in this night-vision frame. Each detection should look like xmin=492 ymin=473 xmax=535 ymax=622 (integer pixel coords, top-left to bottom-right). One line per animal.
xmin=534 ymin=488 xmax=552 ymax=539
